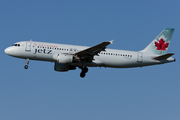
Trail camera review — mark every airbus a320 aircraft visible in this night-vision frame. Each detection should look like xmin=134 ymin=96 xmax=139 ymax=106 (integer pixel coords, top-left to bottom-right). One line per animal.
xmin=5 ymin=28 xmax=175 ymax=78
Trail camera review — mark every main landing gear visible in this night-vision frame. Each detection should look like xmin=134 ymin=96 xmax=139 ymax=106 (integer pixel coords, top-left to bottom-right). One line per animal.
xmin=24 ymin=59 xmax=29 ymax=69
xmin=80 ymin=66 xmax=88 ymax=78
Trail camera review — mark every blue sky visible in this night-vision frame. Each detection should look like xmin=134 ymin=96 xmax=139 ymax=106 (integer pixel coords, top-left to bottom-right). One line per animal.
xmin=0 ymin=0 xmax=179 ymax=120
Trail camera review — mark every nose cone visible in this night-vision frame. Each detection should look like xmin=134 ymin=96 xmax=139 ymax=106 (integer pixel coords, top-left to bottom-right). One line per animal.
xmin=5 ymin=46 xmax=21 ymax=57
xmin=5 ymin=47 xmax=10 ymax=54
xmin=4 ymin=47 xmax=13 ymax=55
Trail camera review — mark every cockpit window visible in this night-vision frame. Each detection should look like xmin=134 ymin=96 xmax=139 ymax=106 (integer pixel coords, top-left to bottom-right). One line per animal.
xmin=12 ymin=44 xmax=20 ymax=47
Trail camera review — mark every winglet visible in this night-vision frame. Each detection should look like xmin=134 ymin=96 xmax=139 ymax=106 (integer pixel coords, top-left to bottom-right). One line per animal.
xmin=109 ymin=40 xmax=114 ymax=44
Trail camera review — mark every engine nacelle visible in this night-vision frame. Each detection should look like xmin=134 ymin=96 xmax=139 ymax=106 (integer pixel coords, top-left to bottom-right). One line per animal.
xmin=54 ymin=62 xmax=76 ymax=72
xmin=58 ymin=54 xmax=73 ymax=63
xmin=53 ymin=54 xmax=74 ymax=64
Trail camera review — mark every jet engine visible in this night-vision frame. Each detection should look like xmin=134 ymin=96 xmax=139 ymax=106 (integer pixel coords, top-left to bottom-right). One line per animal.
xmin=53 ymin=54 xmax=74 ymax=64
xmin=58 ymin=54 xmax=74 ymax=63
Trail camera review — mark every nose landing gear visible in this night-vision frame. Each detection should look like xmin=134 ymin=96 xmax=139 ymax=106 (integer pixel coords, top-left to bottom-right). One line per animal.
xmin=24 ymin=59 xmax=29 ymax=69
xmin=80 ymin=66 xmax=88 ymax=78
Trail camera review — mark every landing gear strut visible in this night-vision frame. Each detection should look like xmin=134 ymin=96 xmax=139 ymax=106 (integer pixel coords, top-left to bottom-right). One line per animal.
xmin=80 ymin=66 xmax=88 ymax=78
xmin=24 ymin=59 xmax=29 ymax=69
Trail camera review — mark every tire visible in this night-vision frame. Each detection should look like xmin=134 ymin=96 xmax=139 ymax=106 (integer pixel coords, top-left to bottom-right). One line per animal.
xmin=83 ymin=67 xmax=88 ymax=73
xmin=80 ymin=72 xmax=86 ymax=78
xmin=24 ymin=65 xmax=28 ymax=69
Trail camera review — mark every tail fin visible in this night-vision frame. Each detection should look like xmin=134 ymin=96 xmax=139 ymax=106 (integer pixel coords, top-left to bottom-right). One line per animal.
xmin=141 ymin=28 xmax=174 ymax=55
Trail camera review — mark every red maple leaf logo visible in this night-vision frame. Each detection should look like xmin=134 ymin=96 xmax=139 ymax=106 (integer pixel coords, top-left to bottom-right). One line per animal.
xmin=154 ymin=38 xmax=169 ymax=51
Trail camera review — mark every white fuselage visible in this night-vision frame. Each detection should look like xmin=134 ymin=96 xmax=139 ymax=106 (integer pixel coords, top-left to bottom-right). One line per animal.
xmin=5 ymin=41 xmax=175 ymax=68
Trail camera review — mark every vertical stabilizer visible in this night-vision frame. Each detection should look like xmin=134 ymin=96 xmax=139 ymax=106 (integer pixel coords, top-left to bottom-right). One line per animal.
xmin=141 ymin=28 xmax=174 ymax=55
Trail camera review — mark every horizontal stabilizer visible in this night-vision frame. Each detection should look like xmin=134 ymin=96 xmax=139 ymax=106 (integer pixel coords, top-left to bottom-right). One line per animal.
xmin=153 ymin=53 xmax=174 ymax=60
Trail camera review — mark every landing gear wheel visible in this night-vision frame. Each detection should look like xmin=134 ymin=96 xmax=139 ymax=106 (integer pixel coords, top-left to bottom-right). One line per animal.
xmin=80 ymin=72 xmax=86 ymax=78
xmin=24 ymin=59 xmax=29 ymax=69
xmin=24 ymin=65 xmax=28 ymax=69
xmin=83 ymin=67 xmax=88 ymax=73
xmin=79 ymin=66 xmax=89 ymax=78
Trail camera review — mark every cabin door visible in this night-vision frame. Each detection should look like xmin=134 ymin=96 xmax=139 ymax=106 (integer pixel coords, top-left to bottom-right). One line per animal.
xmin=25 ymin=40 xmax=32 ymax=51
xmin=137 ymin=52 xmax=143 ymax=63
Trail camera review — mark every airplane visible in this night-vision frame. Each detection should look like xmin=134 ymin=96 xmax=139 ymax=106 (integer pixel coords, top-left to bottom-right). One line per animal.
xmin=4 ymin=28 xmax=175 ymax=78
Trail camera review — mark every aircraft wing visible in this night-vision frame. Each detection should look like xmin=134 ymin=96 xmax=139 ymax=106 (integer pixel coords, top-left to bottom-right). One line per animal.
xmin=75 ymin=40 xmax=114 ymax=61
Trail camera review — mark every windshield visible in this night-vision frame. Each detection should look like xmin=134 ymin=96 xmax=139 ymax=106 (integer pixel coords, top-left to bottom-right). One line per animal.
xmin=12 ymin=44 xmax=20 ymax=47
